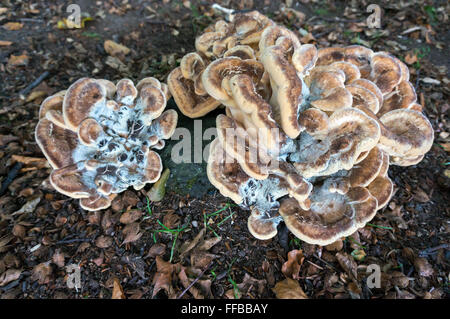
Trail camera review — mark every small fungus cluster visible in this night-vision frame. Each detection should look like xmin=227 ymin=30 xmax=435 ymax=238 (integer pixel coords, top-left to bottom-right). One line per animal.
xmin=172 ymin=11 xmax=434 ymax=245
xmin=35 ymin=77 xmax=177 ymax=211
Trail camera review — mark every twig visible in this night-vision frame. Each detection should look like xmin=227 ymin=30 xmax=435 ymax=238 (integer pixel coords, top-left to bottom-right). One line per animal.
xmin=313 ymin=254 xmax=337 ymax=271
xmin=19 ymin=71 xmax=50 ymax=100
xmin=177 ymin=262 xmax=213 ymax=299
xmin=306 ymin=260 xmax=324 ymax=270
xmin=0 ymin=162 xmax=22 ymax=196
xmin=419 ymin=243 xmax=450 ymax=257
xmin=55 ymin=238 xmax=91 ymax=245
xmin=19 ymin=18 xmax=44 ymax=23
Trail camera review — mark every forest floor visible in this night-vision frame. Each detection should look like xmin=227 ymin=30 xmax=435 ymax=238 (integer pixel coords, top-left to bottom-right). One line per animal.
xmin=0 ymin=0 xmax=449 ymax=299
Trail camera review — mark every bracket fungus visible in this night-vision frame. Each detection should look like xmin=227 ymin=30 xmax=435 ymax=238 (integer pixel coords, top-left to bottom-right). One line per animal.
xmin=36 ymin=77 xmax=177 ymax=211
xmin=201 ymin=18 xmax=434 ymax=245
xmin=167 ymin=10 xmax=274 ymax=118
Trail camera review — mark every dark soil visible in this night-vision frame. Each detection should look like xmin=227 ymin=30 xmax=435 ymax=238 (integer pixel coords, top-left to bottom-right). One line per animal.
xmin=0 ymin=0 xmax=448 ymax=299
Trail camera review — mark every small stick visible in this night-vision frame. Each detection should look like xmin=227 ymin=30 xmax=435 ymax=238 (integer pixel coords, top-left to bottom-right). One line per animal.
xmin=419 ymin=243 xmax=450 ymax=257
xmin=212 ymin=4 xmax=235 ymax=21
xmin=19 ymin=71 xmax=50 ymax=100
xmin=177 ymin=262 xmax=212 ymax=299
xmin=55 ymin=238 xmax=91 ymax=245
xmin=0 ymin=162 xmax=22 ymax=196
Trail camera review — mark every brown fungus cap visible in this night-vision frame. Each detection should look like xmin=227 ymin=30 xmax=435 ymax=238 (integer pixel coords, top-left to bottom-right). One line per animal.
xmin=294 ymin=108 xmax=381 ymax=178
xmin=378 ymin=109 xmax=434 ymax=161
xmin=202 ymin=56 xmax=265 ymax=106
xmin=206 ymin=138 xmax=250 ymax=204
xmin=167 ymin=67 xmax=221 ymax=118
xmin=247 ymin=211 xmax=279 ymax=240
xmin=35 ymin=77 xmax=178 ymax=211
xmin=259 ymin=26 xmax=317 ymax=138
xmin=279 ymin=183 xmax=377 ymax=246
xmin=347 ymin=146 xmax=384 ymax=187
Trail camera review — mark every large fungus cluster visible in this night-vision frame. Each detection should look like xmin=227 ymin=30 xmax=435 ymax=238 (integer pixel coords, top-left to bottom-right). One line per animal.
xmin=186 ymin=12 xmax=434 ymax=245
xmin=35 ymin=77 xmax=177 ymax=211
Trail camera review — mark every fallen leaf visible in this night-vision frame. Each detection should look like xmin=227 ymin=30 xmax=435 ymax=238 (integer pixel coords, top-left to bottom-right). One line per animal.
xmin=0 ymin=269 xmax=22 ymax=286
xmin=104 ymin=40 xmax=130 ymax=58
xmin=404 ymin=52 xmax=418 ymax=65
xmin=31 ymin=262 xmax=52 ymax=284
xmin=147 ymin=243 xmax=166 ymax=258
xmin=12 ymin=224 xmax=26 ymax=239
xmin=414 ymin=257 xmax=433 ymax=276
xmin=57 ymin=16 xmax=93 ymax=29
xmin=95 ymin=235 xmax=113 ymax=248
xmin=413 ymin=188 xmax=430 ymax=203
xmin=0 ymin=40 xmax=12 ymax=46
xmin=178 ymin=267 xmax=204 ymax=299
xmin=119 ymin=209 xmax=143 ymax=224
xmin=122 ymin=222 xmax=142 ymax=245
xmin=8 ymin=53 xmax=29 ymax=67
xmin=272 ymin=278 xmax=308 ymax=299
xmin=163 ymin=211 xmax=180 ymax=229
xmin=325 ymin=239 xmax=343 ymax=252
xmin=152 ymin=256 xmax=176 ymax=298
xmin=336 ymin=252 xmax=358 ymax=282
xmin=12 ymin=197 xmax=41 ymax=215
xmin=3 ymin=22 xmax=23 ymax=30
xmin=112 ymin=277 xmax=126 ymax=299
xmin=52 ymin=249 xmax=65 ymax=268
xmin=351 ymin=249 xmax=366 ymax=261
xmin=281 ymin=249 xmax=304 ymax=280
xmin=11 ymin=155 xmax=48 ymax=168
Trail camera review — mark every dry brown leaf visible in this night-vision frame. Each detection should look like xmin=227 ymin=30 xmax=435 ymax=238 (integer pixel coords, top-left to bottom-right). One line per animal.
xmin=0 ymin=269 xmax=22 ymax=287
xmin=0 ymin=40 xmax=12 ymax=46
xmin=147 ymin=243 xmax=166 ymax=258
xmin=122 ymin=222 xmax=142 ymax=245
xmin=31 ymin=262 xmax=52 ymax=284
xmin=179 ymin=228 xmax=206 ymax=257
xmin=178 ymin=267 xmax=204 ymax=299
xmin=413 ymin=188 xmax=430 ymax=203
xmin=190 ymin=251 xmax=217 ymax=269
xmin=414 ymin=257 xmax=433 ymax=276
xmin=152 ymin=256 xmax=176 ymax=298
xmin=112 ymin=277 xmax=126 ymax=299
xmin=282 ymin=249 xmax=304 ymax=280
xmin=52 ymin=249 xmax=65 ymax=268
xmin=405 ymin=52 xmax=418 ymax=65
xmin=12 ymin=196 xmax=41 ymax=215
xmin=325 ymin=239 xmax=343 ymax=252
xmin=3 ymin=22 xmax=23 ymax=30
xmin=11 ymin=155 xmax=48 ymax=168
xmin=272 ymin=278 xmax=308 ymax=299
xmin=336 ymin=252 xmax=358 ymax=282
xmin=441 ymin=143 xmax=450 ymax=152
xmin=8 ymin=53 xmax=29 ymax=67
xmin=104 ymin=40 xmax=130 ymax=58
xmin=12 ymin=224 xmax=26 ymax=239
xmin=237 ymin=273 xmax=266 ymax=297
xmin=163 ymin=211 xmax=180 ymax=229
xmin=95 ymin=235 xmax=113 ymax=248
xmin=119 ymin=209 xmax=143 ymax=224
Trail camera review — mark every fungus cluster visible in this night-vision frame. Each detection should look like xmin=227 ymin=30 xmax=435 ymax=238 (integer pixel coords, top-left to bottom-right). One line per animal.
xmin=183 ymin=13 xmax=434 ymax=245
xmin=167 ymin=10 xmax=274 ymax=118
xmin=35 ymin=77 xmax=177 ymax=211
